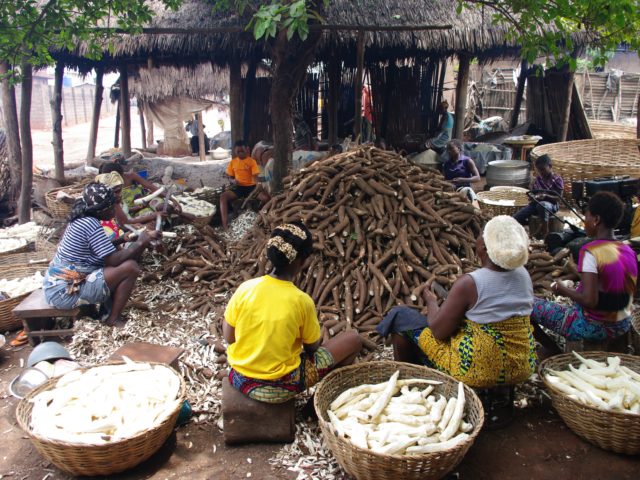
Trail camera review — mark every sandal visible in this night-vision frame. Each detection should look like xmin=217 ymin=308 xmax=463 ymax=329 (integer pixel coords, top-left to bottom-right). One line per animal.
xmin=9 ymin=330 xmax=28 ymax=347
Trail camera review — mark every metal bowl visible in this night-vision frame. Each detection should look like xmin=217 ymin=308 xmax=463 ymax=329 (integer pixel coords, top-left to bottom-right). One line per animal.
xmin=8 ymin=367 xmax=49 ymax=399
xmin=486 ymin=160 xmax=531 ymax=188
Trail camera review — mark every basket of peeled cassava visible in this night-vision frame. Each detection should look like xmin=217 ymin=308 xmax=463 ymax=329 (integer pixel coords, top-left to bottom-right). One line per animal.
xmin=539 ymin=351 xmax=640 ymax=455
xmin=314 ymin=361 xmax=485 ymax=480
xmin=16 ymin=359 xmax=185 ymax=476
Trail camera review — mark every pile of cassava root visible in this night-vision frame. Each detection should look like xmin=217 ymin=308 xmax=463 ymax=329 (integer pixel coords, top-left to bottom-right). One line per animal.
xmin=157 ymin=147 xmax=487 ymax=345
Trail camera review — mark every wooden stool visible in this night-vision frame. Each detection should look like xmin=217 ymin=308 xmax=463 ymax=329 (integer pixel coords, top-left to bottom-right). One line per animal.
xmin=12 ymin=289 xmax=78 ymax=346
xmin=222 ymin=377 xmax=295 ymax=444
xmin=475 ymin=384 xmax=516 ymax=430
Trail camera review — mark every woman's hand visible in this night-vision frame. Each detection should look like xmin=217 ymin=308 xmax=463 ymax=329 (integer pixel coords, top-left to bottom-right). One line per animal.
xmin=422 ymin=286 xmax=438 ymax=304
xmin=138 ymin=230 xmax=161 ymax=247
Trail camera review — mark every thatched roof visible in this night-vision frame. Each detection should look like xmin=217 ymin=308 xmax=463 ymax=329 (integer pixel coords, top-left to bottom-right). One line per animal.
xmin=128 ymin=62 xmax=229 ymax=102
xmin=57 ymin=0 xmax=546 ymax=70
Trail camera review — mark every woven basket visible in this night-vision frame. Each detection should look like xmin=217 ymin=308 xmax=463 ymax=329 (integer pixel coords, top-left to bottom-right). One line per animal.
xmin=0 ymin=241 xmax=33 ymax=258
xmin=477 ymin=190 xmax=529 ymax=217
xmin=631 ymin=314 xmax=640 ymax=356
xmin=0 ymin=265 xmax=45 ymax=332
xmin=314 ymin=361 xmax=484 ymax=480
xmin=0 ymin=251 xmax=50 ymax=269
xmin=530 ymin=139 xmax=640 ymax=197
xmin=192 ymin=213 xmax=214 ymax=228
xmin=589 ymin=121 xmax=637 ymax=140
xmin=539 ymin=352 xmax=640 ymax=455
xmin=45 ymin=183 xmax=85 ymax=219
xmin=15 ymin=362 xmax=186 ymax=476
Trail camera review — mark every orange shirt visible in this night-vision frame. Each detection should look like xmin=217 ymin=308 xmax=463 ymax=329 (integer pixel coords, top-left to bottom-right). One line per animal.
xmin=226 ymin=156 xmax=260 ymax=187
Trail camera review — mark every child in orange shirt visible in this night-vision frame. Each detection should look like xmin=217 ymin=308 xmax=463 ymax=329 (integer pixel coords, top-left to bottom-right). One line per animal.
xmin=219 ymin=140 xmax=270 ymax=230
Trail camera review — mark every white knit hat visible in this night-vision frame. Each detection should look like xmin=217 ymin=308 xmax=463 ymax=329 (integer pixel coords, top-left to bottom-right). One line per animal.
xmin=482 ymin=215 xmax=529 ymax=270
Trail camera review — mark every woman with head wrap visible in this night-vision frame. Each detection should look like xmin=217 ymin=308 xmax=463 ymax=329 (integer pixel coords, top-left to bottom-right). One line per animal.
xmin=43 ymin=183 xmax=160 ymax=327
xmin=223 ymin=222 xmax=362 ymax=403
xmin=378 ymin=216 xmax=536 ymax=389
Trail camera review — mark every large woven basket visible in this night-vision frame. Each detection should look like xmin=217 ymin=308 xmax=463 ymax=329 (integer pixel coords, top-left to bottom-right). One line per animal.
xmin=0 ymin=241 xmax=33 ymax=258
xmin=530 ymin=139 xmax=640 ymax=197
xmin=45 ymin=183 xmax=86 ymax=219
xmin=477 ymin=190 xmax=529 ymax=217
xmin=0 ymin=251 xmax=50 ymax=271
xmin=539 ymin=352 xmax=640 ymax=455
xmin=589 ymin=121 xmax=637 ymax=140
xmin=314 ymin=361 xmax=484 ymax=480
xmin=16 ymin=362 xmax=186 ymax=476
xmin=0 ymin=264 xmax=45 ymax=332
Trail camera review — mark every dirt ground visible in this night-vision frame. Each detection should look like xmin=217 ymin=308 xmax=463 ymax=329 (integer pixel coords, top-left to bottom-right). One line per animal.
xmin=1 ymin=339 xmax=639 ymax=480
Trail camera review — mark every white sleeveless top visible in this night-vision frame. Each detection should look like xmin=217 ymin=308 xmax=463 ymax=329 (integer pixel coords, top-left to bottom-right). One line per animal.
xmin=466 ymin=267 xmax=533 ymax=324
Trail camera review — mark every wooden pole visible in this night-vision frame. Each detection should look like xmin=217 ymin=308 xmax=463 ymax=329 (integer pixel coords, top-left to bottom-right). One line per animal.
xmin=146 ymin=58 xmax=155 ymax=147
xmin=197 ymin=112 xmax=206 ymax=161
xmin=510 ymin=59 xmax=529 ymax=129
xmin=138 ymin=100 xmax=147 ymax=149
xmin=86 ymin=66 xmax=103 ymax=165
xmin=18 ymin=62 xmax=33 ymax=224
xmin=453 ymin=54 xmax=471 ymax=140
xmin=558 ymin=67 xmax=575 ymax=142
xmin=51 ymin=61 xmax=65 ymax=182
xmin=353 ymin=30 xmax=365 ymax=141
xmin=119 ymin=64 xmax=131 ymax=156
xmin=327 ymin=49 xmax=339 ymax=144
xmin=114 ymin=99 xmax=120 ymax=148
xmin=229 ymin=58 xmax=243 ymax=144
xmin=0 ymin=61 xmax=22 ymax=209
xmin=243 ymin=56 xmax=258 ymax=143
xmin=327 ymin=52 xmax=342 ymax=145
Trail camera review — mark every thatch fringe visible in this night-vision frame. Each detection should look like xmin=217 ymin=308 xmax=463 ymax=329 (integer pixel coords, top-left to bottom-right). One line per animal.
xmin=128 ymin=63 xmax=229 ymax=102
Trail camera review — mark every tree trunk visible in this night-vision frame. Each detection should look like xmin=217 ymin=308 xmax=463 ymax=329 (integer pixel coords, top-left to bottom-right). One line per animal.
xmin=243 ymin=56 xmax=258 ymax=143
xmin=510 ymin=59 xmax=528 ymax=129
xmin=138 ymin=100 xmax=147 ymax=149
xmin=146 ymin=58 xmax=155 ymax=146
xmin=51 ymin=61 xmax=64 ymax=182
xmin=197 ymin=112 xmax=206 ymax=161
xmin=0 ymin=62 xmax=22 ymax=209
xmin=119 ymin=64 xmax=131 ymax=156
xmin=353 ymin=30 xmax=365 ymax=141
xmin=18 ymin=62 xmax=33 ymax=224
xmin=229 ymin=58 xmax=243 ymax=144
xmin=86 ymin=67 xmax=103 ymax=165
xmin=327 ymin=49 xmax=339 ymax=144
xmin=453 ymin=54 xmax=471 ymax=140
xmin=269 ymin=29 xmax=322 ymax=193
xmin=558 ymin=67 xmax=575 ymax=142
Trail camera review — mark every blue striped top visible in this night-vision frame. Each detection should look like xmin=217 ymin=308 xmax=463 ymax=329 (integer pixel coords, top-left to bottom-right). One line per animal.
xmin=53 ymin=217 xmax=116 ymax=271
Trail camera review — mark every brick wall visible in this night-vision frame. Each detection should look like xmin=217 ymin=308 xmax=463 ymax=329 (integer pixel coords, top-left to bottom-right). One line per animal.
xmin=0 ymin=81 xmax=114 ymax=130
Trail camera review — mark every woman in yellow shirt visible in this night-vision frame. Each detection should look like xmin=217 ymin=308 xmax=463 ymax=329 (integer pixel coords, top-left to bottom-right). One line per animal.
xmin=223 ymin=222 xmax=362 ymax=403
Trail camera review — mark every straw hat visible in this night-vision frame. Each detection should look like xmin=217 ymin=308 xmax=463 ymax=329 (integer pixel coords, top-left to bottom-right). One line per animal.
xmin=95 ymin=171 xmax=124 ymax=188
xmin=482 ymin=215 xmax=529 ymax=270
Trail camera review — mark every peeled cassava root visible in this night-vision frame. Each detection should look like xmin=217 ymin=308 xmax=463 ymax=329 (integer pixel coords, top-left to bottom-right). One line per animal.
xmin=327 ymin=371 xmax=473 ymax=454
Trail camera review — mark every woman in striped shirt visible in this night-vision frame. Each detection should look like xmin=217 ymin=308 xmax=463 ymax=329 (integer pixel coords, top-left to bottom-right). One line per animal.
xmin=43 ymin=183 xmax=160 ymax=327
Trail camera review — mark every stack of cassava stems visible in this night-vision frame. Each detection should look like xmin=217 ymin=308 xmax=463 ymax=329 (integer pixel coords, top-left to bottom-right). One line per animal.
xmin=525 ymin=247 xmax=580 ymax=294
xmin=161 ymin=147 xmax=488 ymax=345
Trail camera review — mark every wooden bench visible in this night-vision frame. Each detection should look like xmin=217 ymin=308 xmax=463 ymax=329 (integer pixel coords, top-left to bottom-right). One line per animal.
xmin=12 ymin=289 xmax=78 ymax=346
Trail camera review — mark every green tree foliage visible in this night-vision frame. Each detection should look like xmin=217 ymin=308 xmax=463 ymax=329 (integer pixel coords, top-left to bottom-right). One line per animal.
xmin=0 ymin=0 xmax=183 ymax=68
xmin=211 ymin=0 xmax=329 ymax=41
xmin=459 ymin=0 xmax=640 ymax=68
